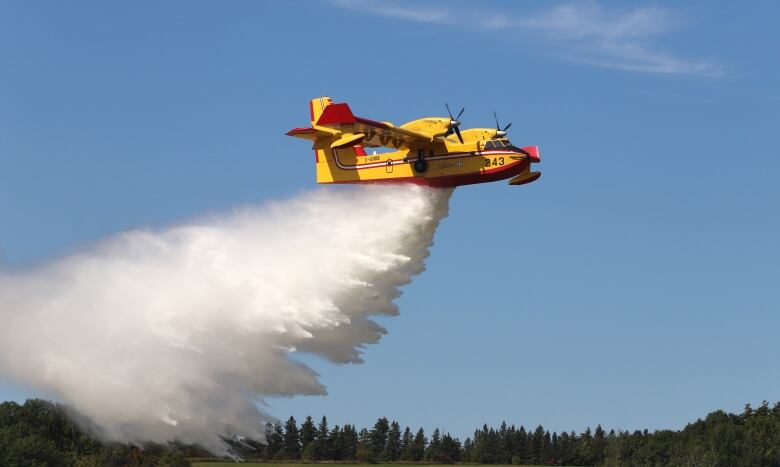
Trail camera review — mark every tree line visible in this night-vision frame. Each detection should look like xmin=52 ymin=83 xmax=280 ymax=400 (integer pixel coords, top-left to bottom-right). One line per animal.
xmin=3 ymin=398 xmax=780 ymax=465
xmin=261 ymin=415 xmax=461 ymax=463
xmin=0 ymin=399 xmax=192 ymax=466
xmin=257 ymin=401 xmax=780 ymax=465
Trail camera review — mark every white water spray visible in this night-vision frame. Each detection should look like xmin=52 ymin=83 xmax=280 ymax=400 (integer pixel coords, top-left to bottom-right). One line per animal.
xmin=0 ymin=185 xmax=452 ymax=454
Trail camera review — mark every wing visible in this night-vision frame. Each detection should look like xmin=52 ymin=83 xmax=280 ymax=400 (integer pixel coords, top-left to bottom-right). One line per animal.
xmin=287 ymin=102 xmax=433 ymax=150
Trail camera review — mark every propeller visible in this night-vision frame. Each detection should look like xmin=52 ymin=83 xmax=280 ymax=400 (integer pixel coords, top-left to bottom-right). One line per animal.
xmin=493 ymin=111 xmax=512 ymax=138
xmin=445 ymin=102 xmax=465 ymax=144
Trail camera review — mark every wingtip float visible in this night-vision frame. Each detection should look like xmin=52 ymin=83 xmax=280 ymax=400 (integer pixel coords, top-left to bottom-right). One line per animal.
xmin=287 ymin=96 xmax=541 ymax=188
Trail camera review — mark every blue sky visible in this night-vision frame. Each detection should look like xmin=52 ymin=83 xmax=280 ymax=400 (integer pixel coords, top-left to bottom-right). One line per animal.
xmin=1 ymin=0 xmax=779 ymax=439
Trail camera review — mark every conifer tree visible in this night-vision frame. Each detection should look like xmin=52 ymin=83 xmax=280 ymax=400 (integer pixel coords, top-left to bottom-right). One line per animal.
xmin=400 ymin=426 xmax=413 ymax=458
xmin=369 ymin=417 xmax=390 ymax=459
xmin=329 ymin=425 xmax=343 ymax=460
xmin=462 ymin=437 xmax=474 ymax=462
xmin=592 ymin=424 xmax=607 ymax=464
xmin=531 ymin=425 xmax=545 ymax=464
xmin=383 ymin=420 xmax=401 ymax=461
xmin=283 ymin=416 xmax=301 ymax=459
xmin=355 ymin=427 xmax=372 ymax=462
xmin=312 ymin=415 xmax=329 ymax=460
xmin=543 ymin=430 xmax=552 ymax=462
xmin=342 ymin=424 xmax=359 ymax=460
xmin=264 ymin=422 xmax=283 ymax=459
xmin=498 ymin=421 xmax=510 ymax=463
xmin=426 ymin=428 xmax=442 ymax=461
xmin=299 ymin=415 xmax=316 ymax=454
xmin=440 ymin=433 xmax=461 ymax=462
xmin=514 ymin=425 xmax=528 ymax=463
xmin=576 ymin=427 xmax=593 ymax=465
xmin=410 ymin=427 xmax=427 ymax=461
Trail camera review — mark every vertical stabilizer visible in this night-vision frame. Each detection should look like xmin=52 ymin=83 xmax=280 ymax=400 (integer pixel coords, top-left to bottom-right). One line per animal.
xmin=306 ymin=96 xmax=367 ymax=184
xmin=309 ymin=96 xmax=333 ymax=124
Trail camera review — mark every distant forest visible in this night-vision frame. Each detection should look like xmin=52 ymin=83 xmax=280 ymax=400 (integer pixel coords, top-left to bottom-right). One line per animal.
xmin=2 ymin=399 xmax=780 ymax=466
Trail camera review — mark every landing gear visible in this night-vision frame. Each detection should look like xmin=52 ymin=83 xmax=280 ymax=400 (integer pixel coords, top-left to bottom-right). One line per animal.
xmin=414 ymin=149 xmax=428 ymax=173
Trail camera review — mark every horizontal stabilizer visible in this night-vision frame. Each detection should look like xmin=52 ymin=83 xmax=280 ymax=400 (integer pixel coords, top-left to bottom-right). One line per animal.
xmin=286 ymin=127 xmax=318 ymax=141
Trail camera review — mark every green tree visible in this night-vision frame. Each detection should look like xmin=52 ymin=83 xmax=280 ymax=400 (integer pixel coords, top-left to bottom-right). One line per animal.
xmin=400 ymin=426 xmax=413 ymax=460
xmin=513 ymin=425 xmax=528 ymax=463
xmin=264 ymin=421 xmax=283 ymax=459
xmin=425 ymin=428 xmax=442 ymax=461
xmin=440 ymin=433 xmax=461 ymax=463
xmin=410 ymin=427 xmax=427 ymax=461
xmin=462 ymin=437 xmax=474 ymax=462
xmin=471 ymin=425 xmax=499 ymax=464
xmin=531 ymin=425 xmax=545 ymax=464
xmin=0 ymin=433 xmax=65 ymax=467
xmin=282 ymin=416 xmax=301 ymax=459
xmin=382 ymin=420 xmax=401 ymax=461
xmin=342 ymin=424 xmax=358 ymax=460
xmin=312 ymin=415 xmax=330 ymax=460
xmin=368 ymin=417 xmax=389 ymax=460
xmin=329 ymin=425 xmax=343 ymax=460
xmin=299 ymin=415 xmax=316 ymax=454
xmin=157 ymin=450 xmax=190 ymax=467
xmin=592 ymin=424 xmax=607 ymax=464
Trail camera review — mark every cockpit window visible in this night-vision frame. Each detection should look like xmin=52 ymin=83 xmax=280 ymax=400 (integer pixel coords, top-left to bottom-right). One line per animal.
xmin=485 ymin=139 xmax=513 ymax=149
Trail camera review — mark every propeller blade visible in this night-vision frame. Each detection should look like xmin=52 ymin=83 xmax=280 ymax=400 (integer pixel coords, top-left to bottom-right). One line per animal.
xmin=445 ymin=102 xmax=454 ymax=120
xmin=503 ymin=122 xmax=512 ymax=131
xmin=456 ymin=107 xmax=465 ymax=120
xmin=494 ymin=111 xmax=500 ymax=130
xmin=454 ymin=126 xmax=464 ymax=144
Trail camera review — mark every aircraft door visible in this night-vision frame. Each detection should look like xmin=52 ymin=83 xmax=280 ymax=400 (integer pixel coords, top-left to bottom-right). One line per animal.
xmin=386 ymin=159 xmax=393 ymax=173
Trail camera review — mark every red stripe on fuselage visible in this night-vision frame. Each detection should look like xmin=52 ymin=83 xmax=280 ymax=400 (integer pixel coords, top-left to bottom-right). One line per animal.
xmin=331 ymin=149 xmax=524 ymax=170
xmin=320 ymin=158 xmax=529 ymax=187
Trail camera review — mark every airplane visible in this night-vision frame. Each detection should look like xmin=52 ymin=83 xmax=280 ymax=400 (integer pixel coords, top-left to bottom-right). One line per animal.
xmin=286 ymin=96 xmax=540 ymax=188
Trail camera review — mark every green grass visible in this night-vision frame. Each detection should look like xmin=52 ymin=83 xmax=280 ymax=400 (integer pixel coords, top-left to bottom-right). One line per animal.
xmin=192 ymin=464 xmax=547 ymax=467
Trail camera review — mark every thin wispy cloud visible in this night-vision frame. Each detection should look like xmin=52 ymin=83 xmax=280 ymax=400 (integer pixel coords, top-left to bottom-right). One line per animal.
xmin=330 ymin=0 xmax=723 ymax=77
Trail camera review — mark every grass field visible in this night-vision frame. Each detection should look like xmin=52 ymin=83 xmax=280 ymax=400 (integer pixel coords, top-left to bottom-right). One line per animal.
xmin=192 ymin=464 xmax=548 ymax=467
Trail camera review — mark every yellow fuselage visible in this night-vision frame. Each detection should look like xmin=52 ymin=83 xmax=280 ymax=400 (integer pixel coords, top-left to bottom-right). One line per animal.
xmin=288 ymin=97 xmax=541 ymax=187
xmin=316 ymin=132 xmax=534 ymax=187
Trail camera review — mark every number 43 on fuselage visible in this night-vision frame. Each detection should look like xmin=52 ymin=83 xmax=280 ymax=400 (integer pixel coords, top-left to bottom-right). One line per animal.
xmin=286 ymin=97 xmax=541 ymax=188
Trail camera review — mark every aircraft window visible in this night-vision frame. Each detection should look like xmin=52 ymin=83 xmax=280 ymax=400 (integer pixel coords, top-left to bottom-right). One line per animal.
xmin=485 ymin=141 xmax=496 ymax=149
xmin=494 ymin=140 xmax=506 ymax=147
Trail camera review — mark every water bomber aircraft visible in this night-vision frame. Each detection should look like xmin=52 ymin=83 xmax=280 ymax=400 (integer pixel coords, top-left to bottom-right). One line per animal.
xmin=287 ymin=97 xmax=541 ymax=187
